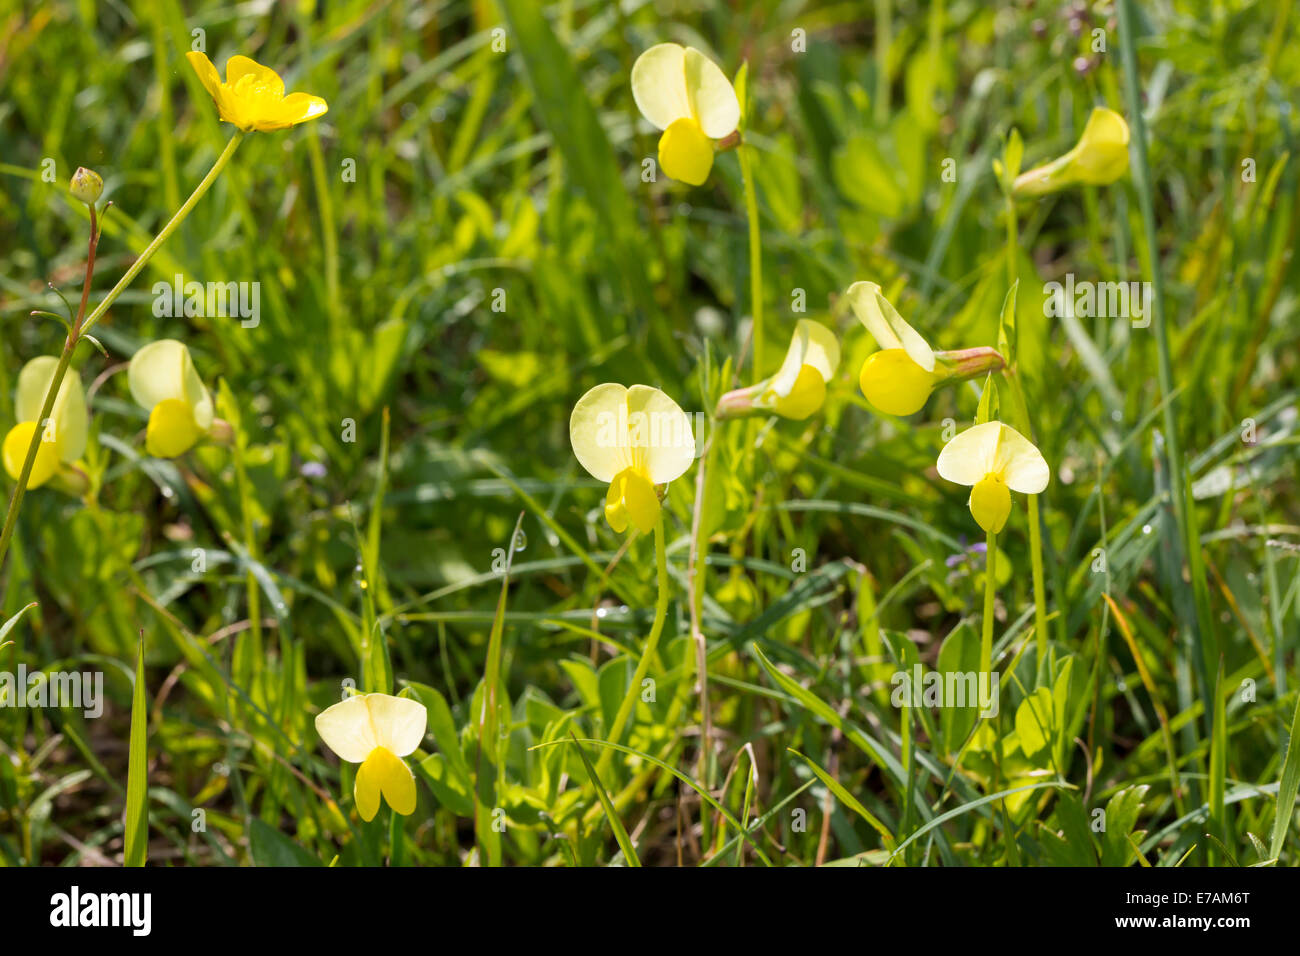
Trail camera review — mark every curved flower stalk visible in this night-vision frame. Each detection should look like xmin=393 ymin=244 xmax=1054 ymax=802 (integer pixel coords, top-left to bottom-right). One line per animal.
xmin=936 ymin=421 xmax=1050 ymax=534
xmin=847 ymin=281 xmax=1005 ymax=416
xmin=186 ymin=53 xmax=328 ymax=132
xmin=2 ymin=357 xmax=88 ymax=492
xmin=1 ymin=52 xmax=326 ymax=570
xmin=315 ymin=693 xmax=427 ymax=822
xmin=631 ymin=43 xmax=740 ymax=186
xmin=128 ymin=340 xmax=227 ymax=458
xmin=715 ymin=319 xmax=840 ymax=420
xmin=1012 ymin=107 xmax=1130 ymax=198
xmin=569 ymin=384 xmax=696 ymax=534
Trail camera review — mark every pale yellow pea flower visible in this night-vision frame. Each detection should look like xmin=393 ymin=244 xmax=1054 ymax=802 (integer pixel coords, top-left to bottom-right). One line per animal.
xmin=716 ymin=319 xmax=840 ymax=420
xmin=315 ymin=693 xmax=427 ymax=822
xmin=1013 ymin=107 xmax=1130 ymax=197
xmin=186 ymin=52 xmax=328 ymax=133
xmin=2 ymin=357 xmax=88 ymax=490
xmin=127 ymin=340 xmax=215 ymax=458
xmin=631 ymin=43 xmax=740 ymax=186
xmin=937 ymin=421 xmax=1049 ymax=533
xmin=847 ymin=281 xmax=1005 ymax=416
xmin=570 ymin=384 xmax=695 ymax=534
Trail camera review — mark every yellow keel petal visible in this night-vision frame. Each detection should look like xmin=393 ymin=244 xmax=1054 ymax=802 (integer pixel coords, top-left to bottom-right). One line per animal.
xmin=658 ymin=118 xmax=714 ymax=186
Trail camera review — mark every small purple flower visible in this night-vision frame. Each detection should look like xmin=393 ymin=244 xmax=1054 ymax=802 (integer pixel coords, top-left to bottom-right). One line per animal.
xmin=300 ymin=461 xmax=327 ymax=480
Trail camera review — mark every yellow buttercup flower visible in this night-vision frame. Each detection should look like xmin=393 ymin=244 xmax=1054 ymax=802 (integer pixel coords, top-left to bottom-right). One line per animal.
xmin=570 ymin=384 xmax=695 ymax=534
xmin=186 ymin=52 xmax=328 ymax=132
xmin=1013 ymin=107 xmax=1129 ymax=197
xmin=631 ymin=43 xmax=740 ymax=186
xmin=716 ymin=319 xmax=840 ymax=420
xmin=847 ymin=281 xmax=1006 ymax=416
xmin=128 ymin=340 xmax=215 ymax=459
xmin=936 ymin=421 xmax=1049 ymax=533
xmin=2 ymin=357 xmax=88 ymax=490
xmin=315 ymin=692 xmax=427 ymax=822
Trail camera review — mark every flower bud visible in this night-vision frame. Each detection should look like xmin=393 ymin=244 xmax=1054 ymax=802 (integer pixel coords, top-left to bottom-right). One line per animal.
xmin=70 ymin=167 xmax=103 ymax=205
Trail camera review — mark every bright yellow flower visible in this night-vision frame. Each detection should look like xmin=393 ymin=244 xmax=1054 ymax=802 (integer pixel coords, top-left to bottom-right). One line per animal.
xmin=315 ymin=692 xmax=427 ymax=822
xmin=631 ymin=43 xmax=740 ymax=186
xmin=936 ymin=421 xmax=1049 ymax=534
xmin=2 ymin=357 xmax=88 ymax=490
xmin=128 ymin=340 xmax=215 ymax=459
xmin=570 ymin=384 xmax=695 ymax=534
xmin=1013 ymin=107 xmax=1129 ymax=197
xmin=716 ymin=319 xmax=840 ymax=420
xmin=186 ymin=52 xmax=328 ymax=133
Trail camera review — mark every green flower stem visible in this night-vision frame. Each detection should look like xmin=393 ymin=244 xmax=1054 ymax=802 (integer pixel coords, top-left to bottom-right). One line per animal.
xmin=738 ymin=143 xmax=763 ymax=383
xmin=686 ymin=435 xmax=715 ymax=786
xmin=0 ymin=131 xmax=244 ymax=572
xmin=597 ymin=514 xmax=669 ymax=778
xmin=81 ymin=130 xmax=245 ymax=338
xmin=980 ymin=529 xmax=997 ymax=678
xmin=1002 ymin=190 xmax=1051 ymax=683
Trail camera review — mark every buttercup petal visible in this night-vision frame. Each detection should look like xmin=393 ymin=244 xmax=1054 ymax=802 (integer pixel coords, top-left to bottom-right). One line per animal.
xmin=267 ymin=92 xmax=329 ymax=129
xmin=186 ymin=51 xmax=225 ymax=107
xmin=365 ymin=693 xmax=427 ymax=758
xmin=315 ymin=694 xmax=380 ymax=764
xmin=631 ymin=43 xmax=693 ymax=131
xmin=225 ymin=55 xmax=285 ymax=98
xmin=683 ymin=46 xmax=740 ymax=139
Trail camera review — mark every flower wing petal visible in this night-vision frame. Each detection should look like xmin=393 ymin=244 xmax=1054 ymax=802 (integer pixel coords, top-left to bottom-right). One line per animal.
xmin=627 ymin=385 xmax=694 ymax=484
xmin=936 ymin=421 xmax=1003 ymax=486
xmin=365 ymin=693 xmax=427 ymax=758
xmin=17 ymin=357 xmax=88 ymax=463
xmin=570 ymin=383 xmax=629 ymax=482
xmin=994 ymin=424 xmax=1050 ymax=493
xmin=631 ymin=43 xmax=692 ymax=131
xmin=314 ymin=694 xmax=379 ymax=763
xmin=684 ymin=46 xmax=739 ymax=139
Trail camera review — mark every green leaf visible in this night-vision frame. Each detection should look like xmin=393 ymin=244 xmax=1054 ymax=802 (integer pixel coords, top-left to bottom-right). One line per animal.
xmin=249 ymin=818 xmax=322 ymax=866
xmin=1101 ymin=785 xmax=1149 ymax=867
xmin=0 ymin=603 xmax=37 ymax=651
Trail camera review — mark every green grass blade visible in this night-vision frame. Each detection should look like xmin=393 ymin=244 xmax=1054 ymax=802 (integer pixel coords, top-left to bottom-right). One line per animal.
xmin=568 ymin=733 xmax=640 ymax=867
xmin=1269 ymin=691 xmax=1300 ymax=861
xmin=123 ymin=635 xmax=149 ymax=867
